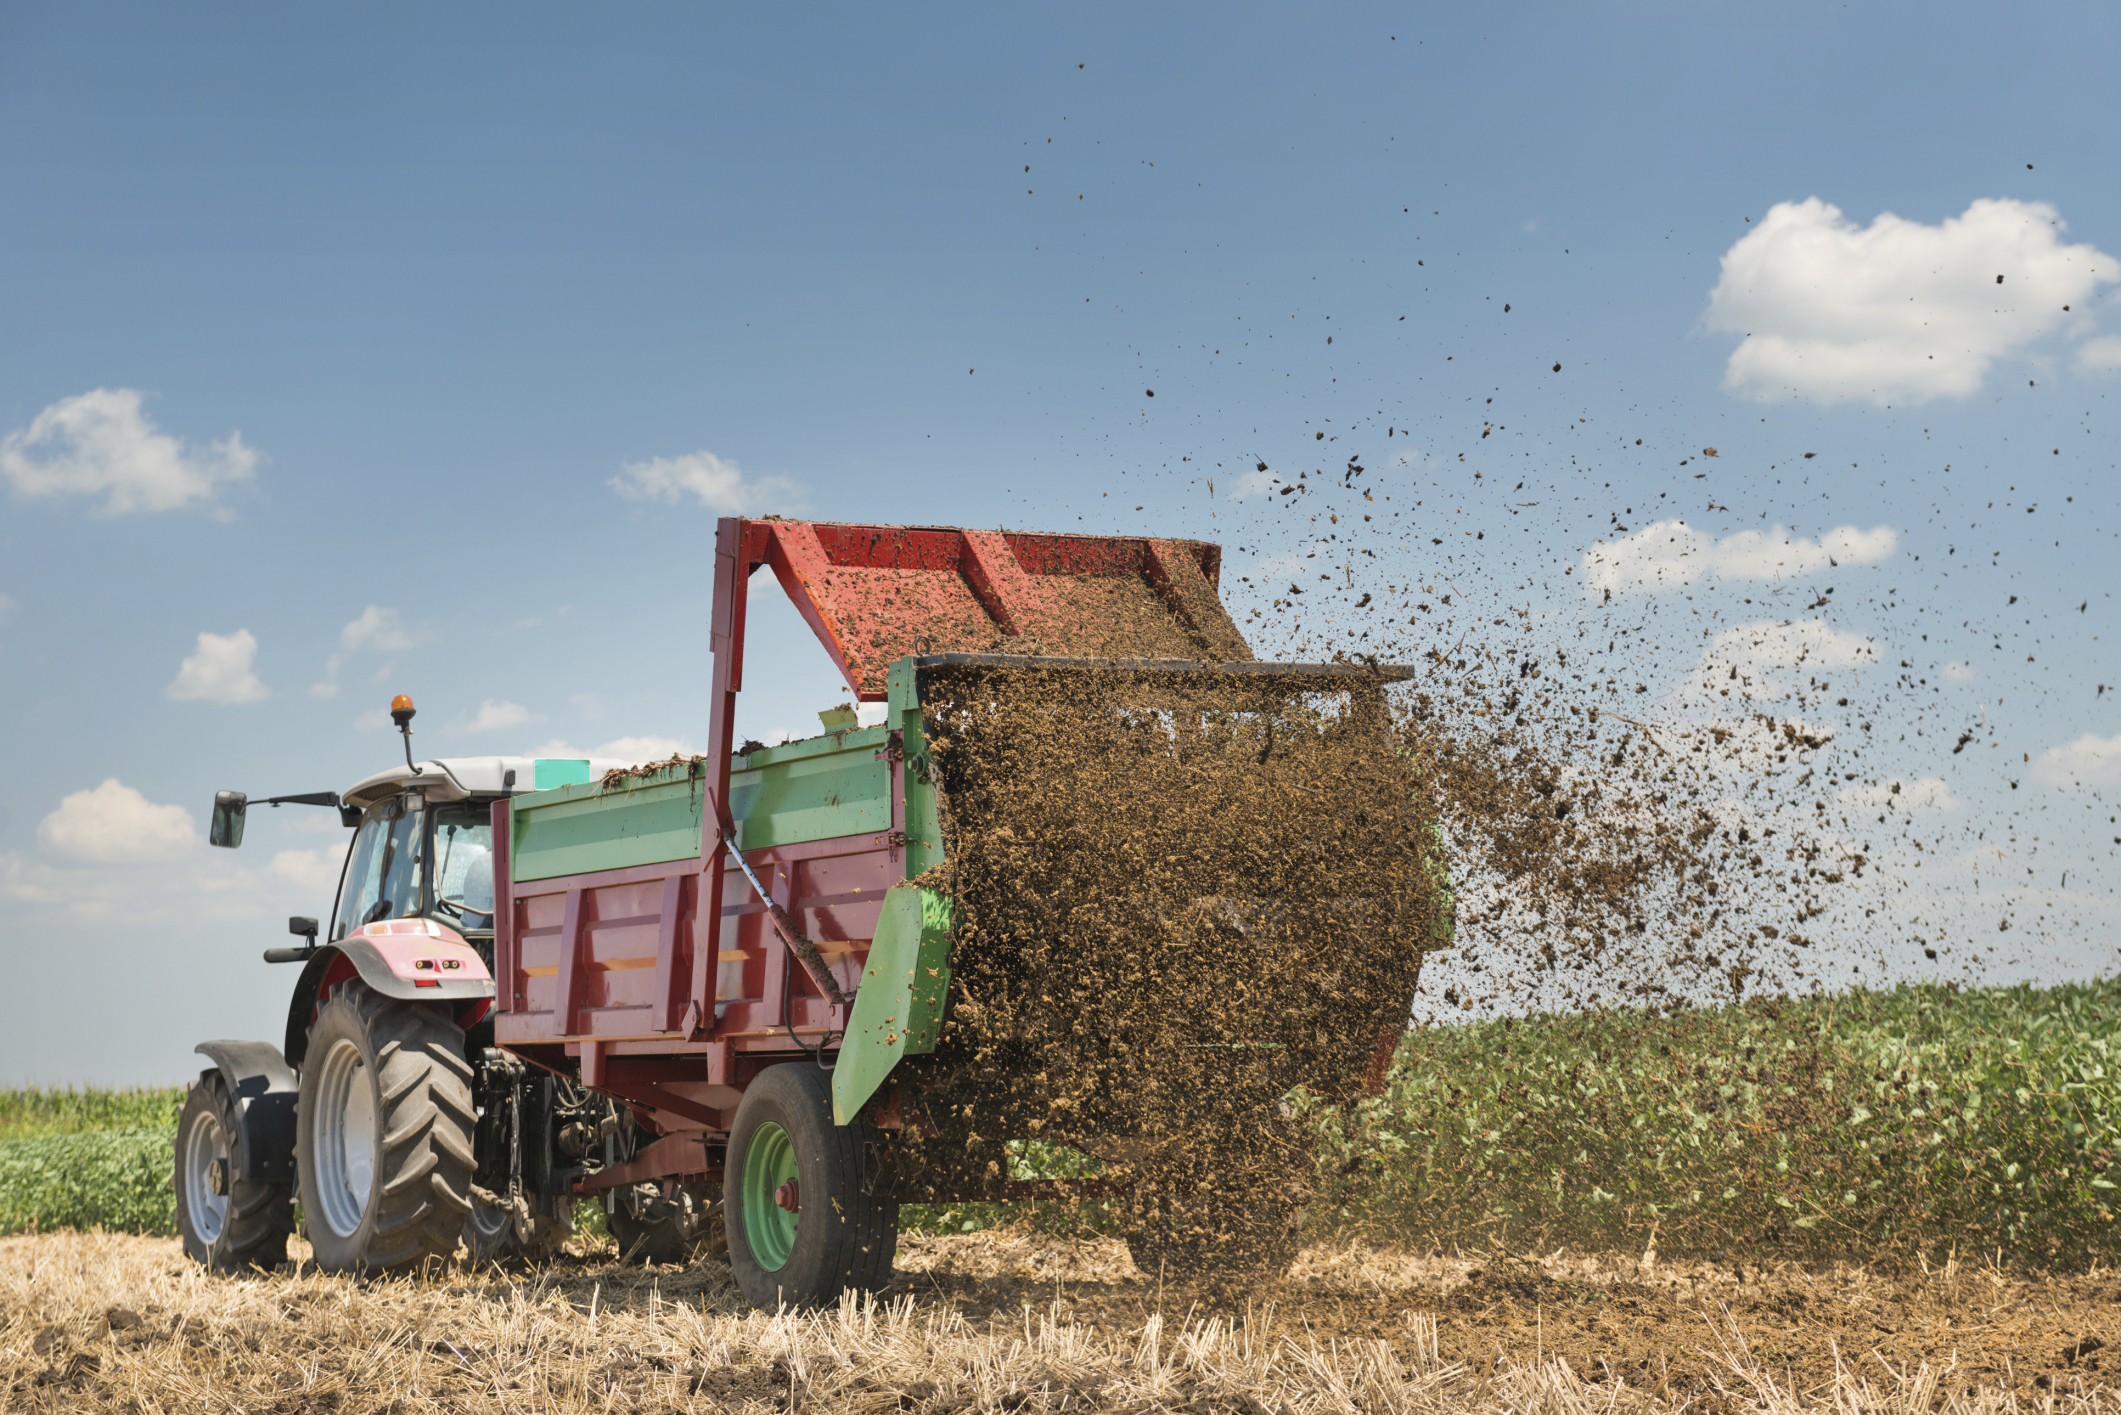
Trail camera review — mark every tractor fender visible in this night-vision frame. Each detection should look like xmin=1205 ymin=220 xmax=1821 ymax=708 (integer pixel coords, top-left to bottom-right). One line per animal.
xmin=283 ymin=931 xmax=495 ymax=1068
xmin=193 ymin=1039 xmax=299 ymax=1185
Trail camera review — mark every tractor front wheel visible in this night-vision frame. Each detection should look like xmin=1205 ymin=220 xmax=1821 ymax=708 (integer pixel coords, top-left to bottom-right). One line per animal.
xmin=174 ymin=1072 xmax=293 ymax=1272
xmin=724 ymin=1062 xmax=896 ymax=1309
xmin=296 ymin=981 xmax=477 ymax=1272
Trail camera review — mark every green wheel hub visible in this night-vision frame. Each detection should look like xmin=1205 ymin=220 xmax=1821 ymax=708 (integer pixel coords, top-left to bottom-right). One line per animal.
xmin=741 ymin=1121 xmax=800 ymax=1271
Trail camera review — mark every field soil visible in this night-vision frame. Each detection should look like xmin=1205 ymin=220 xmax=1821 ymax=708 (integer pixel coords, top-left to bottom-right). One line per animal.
xmin=4 ymin=1229 xmax=2115 ymax=1413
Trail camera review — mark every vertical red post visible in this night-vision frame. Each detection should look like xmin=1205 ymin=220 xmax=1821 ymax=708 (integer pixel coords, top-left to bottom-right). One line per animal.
xmin=695 ymin=517 xmax=750 ymax=1037
xmin=489 ymin=798 xmax=516 ymax=1013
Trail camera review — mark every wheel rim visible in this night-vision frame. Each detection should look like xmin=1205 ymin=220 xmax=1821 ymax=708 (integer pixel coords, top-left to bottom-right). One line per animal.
xmin=741 ymin=1122 xmax=799 ymax=1271
xmin=181 ymin=1107 xmax=230 ymax=1244
xmin=313 ymin=1037 xmax=377 ymax=1238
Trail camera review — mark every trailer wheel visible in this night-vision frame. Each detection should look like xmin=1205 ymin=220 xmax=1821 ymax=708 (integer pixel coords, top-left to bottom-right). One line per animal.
xmin=173 ymin=1073 xmax=293 ymax=1272
xmin=1123 ymin=1182 xmax=1301 ymax=1281
xmin=296 ymin=981 xmax=477 ymax=1272
xmin=609 ymin=1182 xmax=720 ymax=1265
xmin=725 ymin=1063 xmax=897 ymax=1309
xmin=464 ymin=1196 xmax=574 ymax=1263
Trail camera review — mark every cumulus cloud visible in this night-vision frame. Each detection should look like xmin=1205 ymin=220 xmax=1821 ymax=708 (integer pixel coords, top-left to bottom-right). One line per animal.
xmin=1704 ymin=197 xmax=2118 ymax=405
xmin=1582 ymin=520 xmax=1897 ymax=596
xmin=456 ymin=699 xmax=537 ymax=734
xmin=166 ymin=629 xmax=268 ymax=704
xmin=2079 ymin=336 xmax=2121 ymax=375
xmin=38 ymin=780 xmax=197 ymax=863
xmin=1 ymin=389 xmax=258 ymax=514
xmin=610 ymin=450 xmax=803 ymax=514
xmin=1684 ymin=618 xmax=1878 ymax=700
xmin=1838 ymin=777 xmax=1960 ymax=811
xmin=2034 ymin=732 xmax=2121 ymax=786
xmin=524 ymin=734 xmax=693 ymax=765
xmin=312 ymin=605 xmax=415 ymax=698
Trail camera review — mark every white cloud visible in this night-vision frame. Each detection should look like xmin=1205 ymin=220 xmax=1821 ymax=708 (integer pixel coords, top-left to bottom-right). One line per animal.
xmin=1225 ymin=470 xmax=1281 ymax=500
xmin=456 ymin=699 xmax=537 ymax=734
xmin=523 ymin=734 xmax=694 ymax=765
xmin=1838 ymin=777 xmax=1960 ymax=811
xmin=1704 ymin=197 xmax=2118 ymax=405
xmin=2079 ymin=336 xmax=2121 ymax=375
xmin=610 ymin=450 xmax=804 ymax=514
xmin=354 ymin=707 xmax=391 ymax=731
xmin=1582 ymin=520 xmax=1897 ymax=596
xmin=314 ymin=605 xmax=415 ymax=696
xmin=2034 ymin=732 xmax=2121 ymax=786
xmin=0 ymin=594 xmax=14 ymax=624
xmin=1 ymin=388 xmax=258 ymax=514
xmin=166 ymin=629 xmax=269 ymax=704
xmin=37 ymin=780 xmax=197 ymax=864
xmin=1684 ymin=618 xmax=1878 ymax=700
xmin=269 ymin=846 xmax=348 ymax=896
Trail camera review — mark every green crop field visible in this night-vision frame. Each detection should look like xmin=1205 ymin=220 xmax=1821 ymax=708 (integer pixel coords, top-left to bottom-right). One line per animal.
xmin=1306 ymin=976 xmax=2121 ymax=1267
xmin=5 ymin=979 xmax=2116 ymax=1268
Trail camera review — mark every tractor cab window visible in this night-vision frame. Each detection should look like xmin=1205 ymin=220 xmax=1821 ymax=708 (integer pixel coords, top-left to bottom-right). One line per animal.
xmin=332 ymin=796 xmax=425 ymax=940
xmin=430 ymin=802 xmax=495 ymax=927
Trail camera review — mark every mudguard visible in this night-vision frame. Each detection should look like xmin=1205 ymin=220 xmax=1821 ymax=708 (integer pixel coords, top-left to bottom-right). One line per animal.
xmin=283 ymin=923 xmax=495 ymax=1067
xmin=193 ymin=1039 xmax=299 ymax=1185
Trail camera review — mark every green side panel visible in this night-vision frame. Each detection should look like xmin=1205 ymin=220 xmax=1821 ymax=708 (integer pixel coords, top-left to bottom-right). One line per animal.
xmin=510 ymin=765 xmax=707 ymax=883
xmin=889 ymin=657 xmax=944 ymax=878
xmin=533 ymin=758 xmax=593 ymax=790
xmin=727 ymin=726 xmax=892 ymax=850
xmin=832 ymin=884 xmax=953 ymax=1126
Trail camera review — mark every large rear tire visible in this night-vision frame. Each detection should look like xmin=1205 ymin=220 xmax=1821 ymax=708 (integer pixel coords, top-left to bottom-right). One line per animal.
xmin=1123 ymin=1146 xmax=1304 ymax=1282
xmin=724 ymin=1063 xmax=896 ymax=1309
xmin=173 ymin=1072 xmax=293 ymax=1272
xmin=464 ymin=1195 xmax=574 ymax=1263
xmin=296 ymin=981 xmax=476 ymax=1272
xmin=608 ymin=1182 xmax=720 ymax=1265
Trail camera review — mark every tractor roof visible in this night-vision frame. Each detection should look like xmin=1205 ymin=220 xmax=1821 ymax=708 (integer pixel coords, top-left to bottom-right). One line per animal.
xmin=342 ymin=755 xmax=637 ymax=811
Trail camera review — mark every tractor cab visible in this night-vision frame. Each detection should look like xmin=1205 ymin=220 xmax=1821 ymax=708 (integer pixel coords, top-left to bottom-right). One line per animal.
xmin=332 ymin=755 xmax=628 ymax=942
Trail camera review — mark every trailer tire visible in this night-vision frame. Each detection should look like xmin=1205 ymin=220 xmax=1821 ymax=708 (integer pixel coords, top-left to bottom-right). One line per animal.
xmin=464 ymin=1197 xmax=573 ymax=1264
xmin=725 ymin=1063 xmax=897 ymax=1310
xmin=1123 ymin=1182 xmax=1301 ymax=1281
xmin=296 ymin=981 xmax=477 ymax=1273
xmin=174 ymin=1073 xmax=293 ymax=1272
xmin=609 ymin=1182 xmax=720 ymax=1266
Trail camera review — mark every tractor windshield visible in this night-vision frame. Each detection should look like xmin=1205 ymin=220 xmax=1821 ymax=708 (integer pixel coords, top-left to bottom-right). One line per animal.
xmin=429 ymin=802 xmax=494 ymax=928
xmin=331 ymin=796 xmax=495 ymax=939
xmin=333 ymin=797 xmax=425 ymax=940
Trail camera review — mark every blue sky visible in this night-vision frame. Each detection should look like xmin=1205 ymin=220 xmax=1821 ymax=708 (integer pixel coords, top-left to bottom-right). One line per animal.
xmin=3 ymin=2 xmax=2117 ymax=1080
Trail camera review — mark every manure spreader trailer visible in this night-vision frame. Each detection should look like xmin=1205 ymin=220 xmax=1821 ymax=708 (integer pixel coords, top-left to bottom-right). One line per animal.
xmin=178 ymin=518 xmax=1449 ymax=1309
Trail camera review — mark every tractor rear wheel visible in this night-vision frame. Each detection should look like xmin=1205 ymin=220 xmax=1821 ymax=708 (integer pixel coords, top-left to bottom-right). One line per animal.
xmin=609 ymin=1182 xmax=721 ymax=1265
xmin=724 ymin=1063 xmax=896 ymax=1309
xmin=296 ymin=981 xmax=476 ymax=1272
xmin=173 ymin=1072 xmax=293 ymax=1272
xmin=464 ymin=1194 xmax=574 ymax=1263
xmin=1123 ymin=1171 xmax=1302 ymax=1281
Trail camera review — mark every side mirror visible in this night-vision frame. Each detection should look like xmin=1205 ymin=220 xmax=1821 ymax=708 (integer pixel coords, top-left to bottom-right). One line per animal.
xmin=209 ymin=791 xmax=248 ymax=849
xmin=289 ymin=916 xmax=319 ymax=942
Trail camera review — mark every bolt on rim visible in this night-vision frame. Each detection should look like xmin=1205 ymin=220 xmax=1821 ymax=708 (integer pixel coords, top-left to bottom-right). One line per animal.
xmin=313 ymin=1038 xmax=377 ymax=1238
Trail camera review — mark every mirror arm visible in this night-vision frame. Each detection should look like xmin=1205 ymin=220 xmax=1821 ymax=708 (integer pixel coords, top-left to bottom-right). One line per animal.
xmin=400 ymin=723 xmax=423 ymax=777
